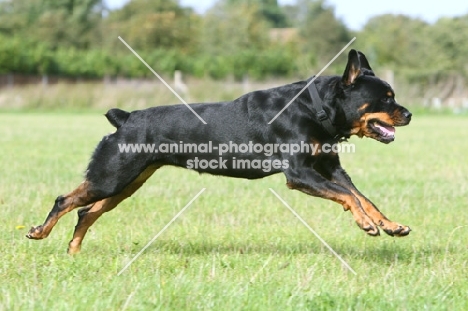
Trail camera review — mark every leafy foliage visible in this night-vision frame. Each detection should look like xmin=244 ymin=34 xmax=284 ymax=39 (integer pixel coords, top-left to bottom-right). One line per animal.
xmin=0 ymin=0 xmax=467 ymax=81
xmin=294 ymin=0 xmax=351 ymax=65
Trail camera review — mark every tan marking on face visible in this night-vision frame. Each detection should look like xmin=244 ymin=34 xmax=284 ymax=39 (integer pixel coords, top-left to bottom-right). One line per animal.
xmin=358 ymin=103 xmax=369 ymax=111
xmin=349 ymin=112 xmax=394 ymax=139
xmin=362 ymin=112 xmax=394 ymax=126
xmin=391 ymin=108 xmax=411 ymax=126
xmin=349 ymin=121 xmax=364 ymax=137
xmin=387 ymin=91 xmax=394 ymax=97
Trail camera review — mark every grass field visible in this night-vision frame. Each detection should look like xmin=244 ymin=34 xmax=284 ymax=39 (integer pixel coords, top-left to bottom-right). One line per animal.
xmin=0 ymin=112 xmax=467 ymax=310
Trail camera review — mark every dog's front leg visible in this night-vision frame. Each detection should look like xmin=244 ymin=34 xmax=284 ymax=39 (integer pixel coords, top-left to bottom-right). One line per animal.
xmin=284 ymin=167 xmax=380 ymax=236
xmin=314 ymin=155 xmax=411 ymax=237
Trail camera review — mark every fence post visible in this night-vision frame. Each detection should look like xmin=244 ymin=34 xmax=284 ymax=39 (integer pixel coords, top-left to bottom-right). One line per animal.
xmin=42 ymin=75 xmax=49 ymax=87
xmin=7 ymin=74 xmax=13 ymax=88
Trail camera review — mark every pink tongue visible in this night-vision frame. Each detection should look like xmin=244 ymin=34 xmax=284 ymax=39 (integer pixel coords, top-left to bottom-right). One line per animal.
xmin=376 ymin=124 xmax=395 ymax=135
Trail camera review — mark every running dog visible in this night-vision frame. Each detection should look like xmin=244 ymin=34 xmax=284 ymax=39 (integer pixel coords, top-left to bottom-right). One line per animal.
xmin=27 ymin=50 xmax=412 ymax=253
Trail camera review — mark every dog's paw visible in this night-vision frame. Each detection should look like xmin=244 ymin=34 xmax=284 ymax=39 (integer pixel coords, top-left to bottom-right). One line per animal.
xmin=356 ymin=217 xmax=380 ymax=236
xmin=380 ymin=221 xmax=411 ymax=237
xmin=67 ymin=240 xmax=81 ymax=255
xmin=26 ymin=225 xmax=47 ymax=240
xmin=67 ymin=246 xmax=81 ymax=255
xmin=362 ymin=223 xmax=380 ymax=236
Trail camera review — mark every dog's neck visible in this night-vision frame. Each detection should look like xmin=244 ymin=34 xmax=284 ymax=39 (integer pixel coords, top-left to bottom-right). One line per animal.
xmin=306 ymin=76 xmax=358 ymax=141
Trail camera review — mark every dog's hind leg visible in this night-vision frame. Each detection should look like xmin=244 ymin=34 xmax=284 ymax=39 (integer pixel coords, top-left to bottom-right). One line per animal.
xmin=26 ymin=181 xmax=96 ymax=240
xmin=26 ymin=129 xmax=156 ymax=242
xmin=26 ymin=163 xmax=154 ymax=243
xmin=67 ymin=165 xmax=159 ymax=254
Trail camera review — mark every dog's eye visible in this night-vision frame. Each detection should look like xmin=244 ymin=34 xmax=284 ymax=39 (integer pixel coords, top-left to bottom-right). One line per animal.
xmin=382 ymin=97 xmax=392 ymax=104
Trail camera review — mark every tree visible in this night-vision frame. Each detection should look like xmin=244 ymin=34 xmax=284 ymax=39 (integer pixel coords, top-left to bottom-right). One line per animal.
xmin=360 ymin=15 xmax=430 ymax=67
xmin=196 ymin=1 xmax=298 ymax=79
xmin=291 ymin=0 xmax=352 ymax=69
xmin=0 ymin=0 xmax=103 ymax=49
xmin=104 ymin=0 xmax=199 ymax=52
xmin=358 ymin=14 xmax=454 ymax=83
xmin=200 ymin=2 xmax=270 ymax=55
xmin=225 ymin=0 xmax=289 ymax=27
xmin=430 ymin=15 xmax=468 ymax=77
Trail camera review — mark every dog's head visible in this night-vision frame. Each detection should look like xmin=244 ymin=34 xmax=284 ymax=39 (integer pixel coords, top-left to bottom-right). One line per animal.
xmin=340 ymin=49 xmax=412 ymax=144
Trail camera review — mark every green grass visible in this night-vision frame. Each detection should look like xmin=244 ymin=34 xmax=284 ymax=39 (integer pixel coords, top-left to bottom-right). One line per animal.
xmin=0 ymin=113 xmax=467 ymax=310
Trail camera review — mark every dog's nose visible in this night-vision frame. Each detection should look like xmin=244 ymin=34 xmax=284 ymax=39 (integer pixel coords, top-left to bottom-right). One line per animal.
xmin=403 ymin=111 xmax=412 ymax=120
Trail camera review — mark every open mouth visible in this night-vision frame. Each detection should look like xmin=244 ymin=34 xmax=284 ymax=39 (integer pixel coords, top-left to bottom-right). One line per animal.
xmin=369 ymin=121 xmax=395 ymax=143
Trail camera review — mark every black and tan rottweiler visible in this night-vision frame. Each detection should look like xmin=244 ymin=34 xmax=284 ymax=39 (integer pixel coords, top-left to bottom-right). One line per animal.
xmin=27 ymin=50 xmax=412 ymax=253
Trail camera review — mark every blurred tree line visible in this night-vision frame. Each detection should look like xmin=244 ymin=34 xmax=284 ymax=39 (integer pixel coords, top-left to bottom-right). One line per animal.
xmin=0 ymin=0 xmax=467 ymax=82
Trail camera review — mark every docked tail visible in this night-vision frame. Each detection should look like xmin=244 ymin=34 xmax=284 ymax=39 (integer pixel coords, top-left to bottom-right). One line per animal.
xmin=105 ymin=108 xmax=130 ymax=128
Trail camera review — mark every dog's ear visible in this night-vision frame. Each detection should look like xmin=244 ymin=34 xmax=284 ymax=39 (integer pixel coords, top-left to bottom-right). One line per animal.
xmin=357 ymin=51 xmax=373 ymax=73
xmin=342 ymin=49 xmax=374 ymax=85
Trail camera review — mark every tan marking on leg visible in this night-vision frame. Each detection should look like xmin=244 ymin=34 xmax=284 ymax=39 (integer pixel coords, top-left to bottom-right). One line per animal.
xmin=351 ymin=190 xmax=410 ymax=237
xmin=288 ymin=183 xmax=379 ymax=236
xmin=329 ymin=192 xmax=380 ymax=236
xmin=26 ymin=181 xmax=94 ymax=240
xmin=67 ymin=166 xmax=160 ymax=254
xmin=350 ymin=190 xmax=387 ymax=222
